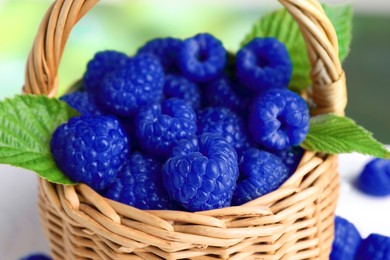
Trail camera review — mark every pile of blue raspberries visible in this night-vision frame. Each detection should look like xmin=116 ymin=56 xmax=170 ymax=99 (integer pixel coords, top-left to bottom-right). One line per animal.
xmin=51 ymin=33 xmax=310 ymax=212
xmin=331 ymin=216 xmax=390 ymax=260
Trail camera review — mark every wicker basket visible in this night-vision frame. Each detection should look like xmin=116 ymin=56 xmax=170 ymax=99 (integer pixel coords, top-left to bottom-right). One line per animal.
xmin=23 ymin=0 xmax=348 ymax=259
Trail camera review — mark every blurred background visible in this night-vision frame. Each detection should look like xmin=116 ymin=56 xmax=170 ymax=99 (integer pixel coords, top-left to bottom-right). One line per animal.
xmin=0 ymin=0 xmax=389 ymax=143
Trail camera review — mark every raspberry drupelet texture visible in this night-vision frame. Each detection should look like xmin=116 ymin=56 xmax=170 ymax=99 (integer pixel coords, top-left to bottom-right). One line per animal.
xmin=83 ymin=50 xmax=129 ymax=95
xmin=249 ymin=88 xmax=310 ymax=151
xmin=164 ymin=74 xmax=201 ymax=110
xmin=236 ymin=37 xmax=292 ymax=93
xmin=356 ymin=158 xmax=390 ymax=197
xmin=206 ymin=77 xmax=250 ymax=114
xmin=162 ymin=133 xmax=239 ymax=211
xmin=275 ymin=146 xmax=304 ymax=175
xmin=50 ymin=115 xmax=129 ymax=191
xmin=60 ymin=91 xmax=102 ymax=115
xmin=197 ymin=107 xmax=250 ymax=155
xmin=136 ymin=97 xmax=197 ymax=158
xmin=330 ymin=216 xmax=362 ymax=260
xmin=356 ymin=233 xmax=390 ymax=260
xmin=97 ymin=54 xmax=164 ymax=117
xmin=137 ymin=37 xmax=183 ymax=73
xmin=232 ymin=148 xmax=289 ymax=205
xmin=178 ymin=33 xmax=227 ymax=83
xmin=104 ymin=152 xmax=175 ymax=210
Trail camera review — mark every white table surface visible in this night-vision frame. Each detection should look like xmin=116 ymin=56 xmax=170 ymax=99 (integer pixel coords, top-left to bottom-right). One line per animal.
xmin=1 ymin=152 xmax=390 ymax=260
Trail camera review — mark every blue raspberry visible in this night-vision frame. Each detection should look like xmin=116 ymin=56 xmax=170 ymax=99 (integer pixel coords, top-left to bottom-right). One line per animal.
xmin=236 ymin=38 xmax=292 ymax=93
xmin=51 ymin=115 xmax=129 ymax=191
xmin=60 ymin=91 xmax=102 ymax=115
xmin=164 ymin=74 xmax=201 ymax=110
xmin=206 ymin=77 xmax=250 ymax=114
xmin=356 ymin=234 xmax=390 ymax=260
xmin=275 ymin=146 xmax=304 ymax=175
xmin=330 ymin=216 xmax=362 ymax=260
xmin=178 ymin=33 xmax=227 ymax=83
xmin=163 ymin=133 xmax=239 ymax=211
xmin=136 ymin=98 xmax=197 ymax=158
xmin=97 ymin=54 xmax=164 ymax=116
xmin=198 ymin=107 xmax=250 ymax=155
xmin=137 ymin=37 xmax=182 ymax=73
xmin=232 ymin=148 xmax=289 ymax=205
xmin=356 ymin=158 xmax=390 ymax=197
xmin=104 ymin=152 xmax=175 ymax=210
xmin=249 ymin=89 xmax=310 ymax=151
xmin=20 ymin=253 xmax=52 ymax=260
xmin=83 ymin=50 xmax=129 ymax=94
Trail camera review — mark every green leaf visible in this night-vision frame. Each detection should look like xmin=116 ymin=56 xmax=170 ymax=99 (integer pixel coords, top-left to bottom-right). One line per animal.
xmin=241 ymin=4 xmax=353 ymax=91
xmin=0 ymin=95 xmax=80 ymax=184
xmin=301 ymin=114 xmax=390 ymax=159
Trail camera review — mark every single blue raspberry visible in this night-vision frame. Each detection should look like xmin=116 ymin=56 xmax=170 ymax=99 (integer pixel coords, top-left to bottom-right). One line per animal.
xmin=197 ymin=107 xmax=250 ymax=155
xmin=275 ymin=146 xmax=304 ymax=175
xmin=232 ymin=148 xmax=289 ymax=205
xmin=356 ymin=158 xmax=390 ymax=197
xmin=249 ymin=89 xmax=310 ymax=151
xmin=136 ymin=98 xmax=197 ymax=158
xmin=178 ymin=33 xmax=227 ymax=83
xmin=97 ymin=54 xmax=164 ymax=116
xmin=104 ymin=152 xmax=175 ymax=210
xmin=137 ymin=37 xmax=182 ymax=73
xmin=83 ymin=50 xmax=129 ymax=94
xmin=164 ymin=74 xmax=201 ymax=110
xmin=236 ymin=38 xmax=292 ymax=93
xmin=356 ymin=234 xmax=390 ymax=260
xmin=60 ymin=91 xmax=102 ymax=115
xmin=51 ymin=115 xmax=129 ymax=191
xmin=330 ymin=216 xmax=362 ymax=260
xmin=206 ymin=77 xmax=251 ymax=114
xmin=20 ymin=253 xmax=52 ymax=260
xmin=162 ymin=133 xmax=239 ymax=211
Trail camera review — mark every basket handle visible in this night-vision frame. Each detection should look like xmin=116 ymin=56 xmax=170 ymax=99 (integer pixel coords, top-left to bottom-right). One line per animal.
xmin=24 ymin=0 xmax=98 ymax=98
xmin=23 ymin=0 xmax=347 ymax=116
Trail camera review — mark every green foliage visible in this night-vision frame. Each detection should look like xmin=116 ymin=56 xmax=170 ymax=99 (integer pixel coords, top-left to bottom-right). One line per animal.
xmin=301 ymin=114 xmax=390 ymax=159
xmin=0 ymin=95 xmax=79 ymax=184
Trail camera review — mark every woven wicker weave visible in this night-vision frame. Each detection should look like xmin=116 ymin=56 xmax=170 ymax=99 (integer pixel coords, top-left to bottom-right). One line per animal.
xmin=24 ymin=0 xmax=348 ymax=259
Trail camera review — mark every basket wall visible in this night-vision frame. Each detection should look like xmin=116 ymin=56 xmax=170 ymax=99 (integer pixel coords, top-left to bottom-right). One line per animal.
xmin=38 ymin=153 xmax=339 ymax=259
